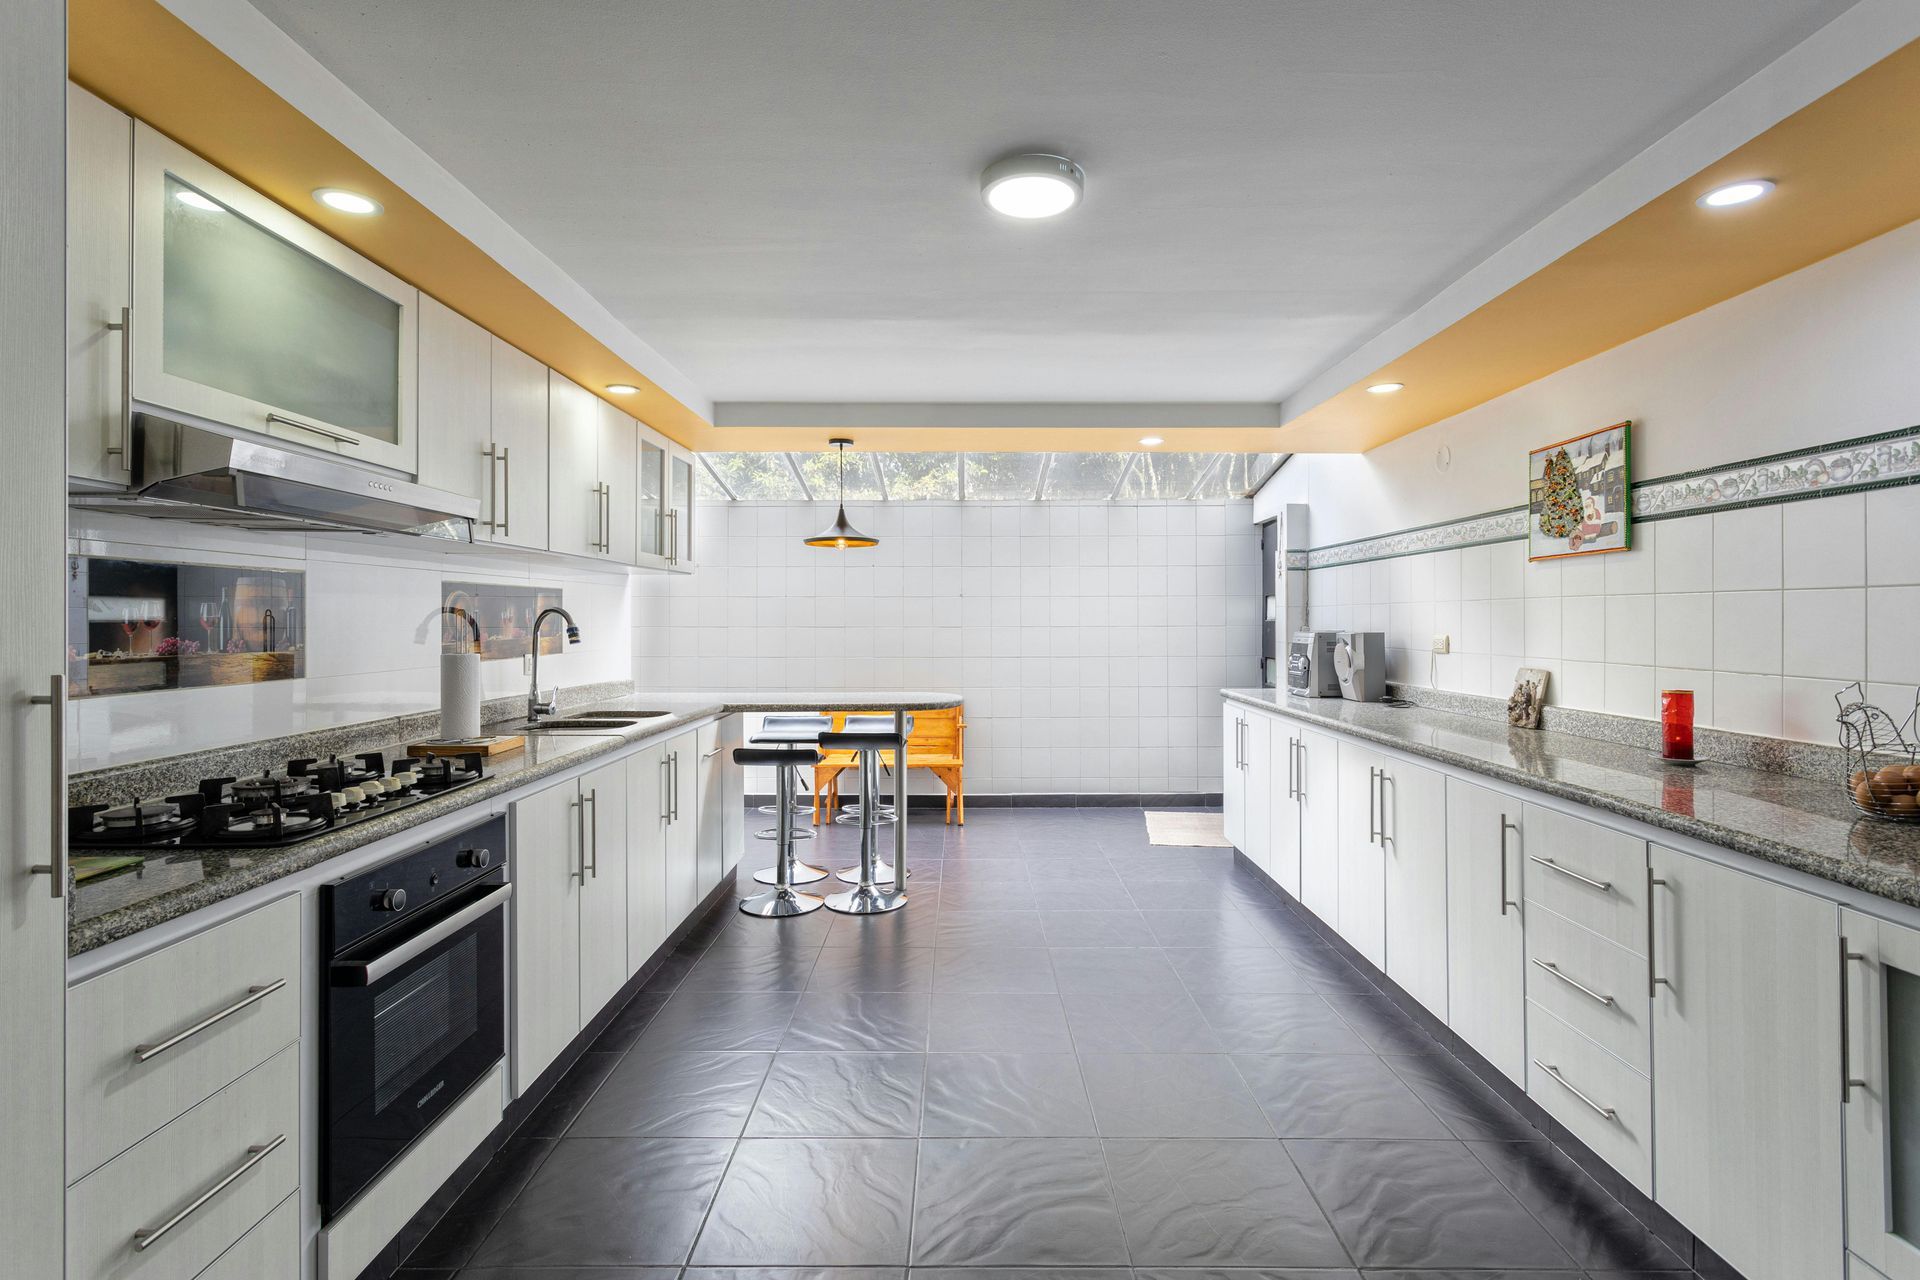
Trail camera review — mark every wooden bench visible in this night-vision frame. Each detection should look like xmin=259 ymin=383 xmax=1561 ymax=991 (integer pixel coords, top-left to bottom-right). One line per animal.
xmin=811 ymin=705 xmax=967 ymax=825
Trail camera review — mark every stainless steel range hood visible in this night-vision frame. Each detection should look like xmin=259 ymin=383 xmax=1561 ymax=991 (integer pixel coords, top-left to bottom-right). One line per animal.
xmin=70 ymin=414 xmax=478 ymax=541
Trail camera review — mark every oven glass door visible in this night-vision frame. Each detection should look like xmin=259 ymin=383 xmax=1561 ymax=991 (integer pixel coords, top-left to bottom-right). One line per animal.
xmin=323 ymin=880 xmax=505 ymax=1220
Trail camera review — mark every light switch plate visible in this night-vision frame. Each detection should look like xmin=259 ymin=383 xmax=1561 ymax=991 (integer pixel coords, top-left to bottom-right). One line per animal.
xmin=1432 ymin=634 xmax=1450 ymax=654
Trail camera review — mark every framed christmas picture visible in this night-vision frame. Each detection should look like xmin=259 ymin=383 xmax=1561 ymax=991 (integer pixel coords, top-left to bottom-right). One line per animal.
xmin=1528 ymin=420 xmax=1632 ymax=561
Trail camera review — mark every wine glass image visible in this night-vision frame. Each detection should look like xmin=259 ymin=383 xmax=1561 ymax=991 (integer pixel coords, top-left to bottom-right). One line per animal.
xmin=198 ymin=602 xmax=220 ymax=650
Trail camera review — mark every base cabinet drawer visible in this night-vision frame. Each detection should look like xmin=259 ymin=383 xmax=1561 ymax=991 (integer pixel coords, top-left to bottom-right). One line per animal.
xmin=1524 ymin=903 xmax=1650 ymax=1073
xmin=1526 ymin=1003 xmax=1651 ymax=1195
xmin=68 ymin=895 xmax=300 ymax=1179
xmin=1521 ymin=803 xmax=1647 ymax=952
xmin=195 ymin=1194 xmax=297 ymax=1280
xmin=67 ymin=1044 xmax=299 ymax=1280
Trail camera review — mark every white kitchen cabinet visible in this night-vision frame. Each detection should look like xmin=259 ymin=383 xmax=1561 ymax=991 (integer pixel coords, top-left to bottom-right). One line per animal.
xmin=1242 ymin=712 xmax=1272 ymax=876
xmin=1269 ymin=726 xmax=1304 ymax=898
xmin=196 ymin=1194 xmax=297 ymax=1280
xmin=1840 ymin=907 xmax=1920 ymax=1280
xmin=1222 ymin=705 xmax=1248 ymax=851
xmin=1380 ymin=756 xmax=1448 ymax=1018
xmin=68 ymin=83 xmax=135 ymax=488
xmin=597 ymin=399 xmax=639 ymax=564
xmin=666 ymin=445 xmax=696 ymax=569
xmin=131 ymin=124 xmax=419 ymax=473
xmin=696 ymin=721 xmax=729 ymax=895
xmin=721 ymin=715 xmax=746 ymax=875
xmin=1522 ymin=801 xmax=1649 ymax=953
xmin=1296 ymin=727 xmax=1340 ymax=925
xmin=1334 ymin=742 xmax=1388 ymax=967
xmin=661 ymin=732 xmax=701 ymax=923
xmin=547 ymin=372 xmax=600 ymax=559
xmin=1650 ymin=844 xmax=1843 ymax=1280
xmin=486 ymin=337 xmax=551 ymax=550
xmin=1445 ymin=776 xmax=1526 ymax=1083
xmin=627 ymin=742 xmax=669 ymax=973
xmin=637 ymin=435 xmax=667 ymax=564
xmin=510 ymin=778 xmax=583 ymax=1092
xmin=415 ymin=294 xmax=493 ymax=511
xmin=577 ymin=758 xmax=630 ymax=1019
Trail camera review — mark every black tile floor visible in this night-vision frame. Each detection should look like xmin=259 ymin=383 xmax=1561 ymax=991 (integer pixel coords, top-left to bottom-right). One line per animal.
xmin=395 ymin=805 xmax=1700 ymax=1280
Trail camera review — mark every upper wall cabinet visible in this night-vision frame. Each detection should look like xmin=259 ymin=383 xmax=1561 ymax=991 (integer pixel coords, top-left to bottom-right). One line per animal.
xmin=485 ymin=337 xmax=552 ymax=552
xmin=68 ymin=85 xmax=134 ymax=489
xmin=598 ymin=399 xmax=638 ymax=564
xmin=130 ymin=123 xmax=419 ymax=473
xmin=548 ymin=373 xmax=602 ymax=559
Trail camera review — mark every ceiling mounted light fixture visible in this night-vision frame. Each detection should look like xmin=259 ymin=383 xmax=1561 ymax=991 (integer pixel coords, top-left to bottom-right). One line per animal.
xmin=803 ymin=439 xmax=878 ymax=549
xmin=1697 ymin=179 xmax=1774 ymax=208
xmin=604 ymin=383 xmax=639 ymax=395
xmin=1139 ymin=436 xmax=1165 ymax=446
xmin=982 ymin=153 xmax=1085 ymax=219
xmin=1367 ymin=381 xmax=1405 ymax=395
xmin=174 ymin=188 xmax=223 ymax=212
xmin=314 ymin=187 xmax=383 ymax=215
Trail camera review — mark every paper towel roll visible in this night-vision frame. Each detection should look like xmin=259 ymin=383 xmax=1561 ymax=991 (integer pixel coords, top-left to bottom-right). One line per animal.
xmin=440 ymin=652 xmax=482 ymax=740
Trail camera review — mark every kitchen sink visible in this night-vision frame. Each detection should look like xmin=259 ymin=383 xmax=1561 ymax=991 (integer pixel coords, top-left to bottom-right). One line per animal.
xmin=518 ymin=712 xmax=672 ymax=731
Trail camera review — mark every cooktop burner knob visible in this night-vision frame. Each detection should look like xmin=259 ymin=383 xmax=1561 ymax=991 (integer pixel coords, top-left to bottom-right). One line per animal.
xmin=374 ymin=887 xmax=407 ymax=912
xmin=326 ymin=791 xmax=347 ymax=812
xmin=458 ymin=847 xmax=493 ymax=869
xmin=340 ymin=787 xmax=365 ymax=806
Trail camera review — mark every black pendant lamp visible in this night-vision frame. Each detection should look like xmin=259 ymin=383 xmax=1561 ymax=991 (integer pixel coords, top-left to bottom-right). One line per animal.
xmin=804 ymin=438 xmax=878 ymax=549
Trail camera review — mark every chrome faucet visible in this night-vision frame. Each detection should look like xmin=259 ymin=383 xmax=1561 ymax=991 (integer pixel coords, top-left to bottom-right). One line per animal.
xmin=527 ymin=606 xmax=581 ymax=721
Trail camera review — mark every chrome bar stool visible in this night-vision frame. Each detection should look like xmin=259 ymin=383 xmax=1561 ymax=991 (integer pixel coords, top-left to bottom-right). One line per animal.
xmin=751 ymin=714 xmax=825 ymax=869
xmin=834 ymin=712 xmax=912 ymax=828
xmin=735 ymin=746 xmax=824 ymax=918
xmin=821 ymin=729 xmax=908 ymax=914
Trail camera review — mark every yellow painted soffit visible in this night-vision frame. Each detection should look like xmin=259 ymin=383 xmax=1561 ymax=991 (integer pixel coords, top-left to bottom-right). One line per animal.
xmin=68 ymin=0 xmax=710 ymax=446
xmin=1278 ymin=38 xmax=1920 ymax=454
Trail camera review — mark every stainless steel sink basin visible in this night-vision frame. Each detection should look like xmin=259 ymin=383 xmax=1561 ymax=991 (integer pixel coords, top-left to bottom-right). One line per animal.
xmin=517 ymin=712 xmax=672 ymax=731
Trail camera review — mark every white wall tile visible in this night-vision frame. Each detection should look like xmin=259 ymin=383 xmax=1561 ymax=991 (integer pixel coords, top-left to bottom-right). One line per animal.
xmin=1653 ymin=516 xmax=1714 ymax=594
xmin=1783 ymin=587 xmax=1865 ymax=681
xmin=1712 ymin=505 xmax=1783 ymax=591
xmin=1714 ymin=671 xmax=1782 ymax=736
xmin=1783 ymin=492 xmax=1865 ymax=589
xmin=1712 ymin=591 xmax=1783 ymax=675
xmin=1655 ymin=593 xmax=1714 ymax=671
xmin=1867 ymin=585 xmax=1920 ymax=684
xmin=1603 ymin=595 xmax=1655 ymax=666
xmin=1604 ymin=535 xmax=1656 ymax=595
xmin=1867 ymin=487 xmax=1920 ymax=586
xmin=1561 ymin=596 xmax=1605 ymax=662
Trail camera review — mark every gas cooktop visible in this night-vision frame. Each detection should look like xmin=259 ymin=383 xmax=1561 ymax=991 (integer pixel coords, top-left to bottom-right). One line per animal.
xmin=69 ymin=751 xmax=487 ymax=850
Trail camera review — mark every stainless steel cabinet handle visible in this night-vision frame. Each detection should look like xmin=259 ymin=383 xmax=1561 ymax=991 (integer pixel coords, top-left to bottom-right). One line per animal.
xmin=1647 ymin=867 xmax=1671 ymax=997
xmin=266 ymin=412 xmax=359 ymax=446
xmin=133 ymin=977 xmax=287 ymax=1062
xmin=1296 ymin=740 xmax=1307 ymax=802
xmin=573 ymin=795 xmax=587 ymax=882
xmin=585 ymin=788 xmax=600 ymax=878
xmin=1532 ymin=957 xmax=1614 ymax=1007
xmin=601 ymin=483 xmax=613 ymax=553
xmin=1529 ymin=855 xmax=1611 ymax=893
xmin=499 ymin=445 xmax=512 ymax=538
xmin=132 ymin=1133 xmax=286 ymax=1251
xmin=333 ymin=884 xmax=512 ymax=985
xmin=1532 ymin=1060 xmax=1617 ymax=1121
xmin=667 ymin=509 xmax=679 ymax=564
xmin=103 ymin=306 xmax=134 ymax=463
xmin=480 ymin=445 xmax=497 ymax=531
xmin=1842 ymin=936 xmax=1868 ymax=1102
xmin=1498 ymin=815 xmax=1518 ymax=915
xmin=1378 ymin=770 xmax=1394 ymax=849
xmin=670 ymin=752 xmax=680 ymax=821
xmin=1367 ymin=767 xmax=1380 ymax=846
xmin=27 ymin=673 xmax=65 ymax=898
xmin=703 ymin=747 xmax=722 ymax=759
xmin=660 ymin=756 xmax=671 ymax=822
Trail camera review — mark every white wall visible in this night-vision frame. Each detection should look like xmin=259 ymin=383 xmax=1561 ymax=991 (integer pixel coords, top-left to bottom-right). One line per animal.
xmin=632 ymin=500 xmax=1262 ymax=795
xmin=67 ymin=510 xmax=634 ymax=771
xmin=1256 ymin=218 xmax=1920 ymax=742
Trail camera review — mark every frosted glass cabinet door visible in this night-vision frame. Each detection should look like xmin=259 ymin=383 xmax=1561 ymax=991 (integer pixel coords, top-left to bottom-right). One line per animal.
xmin=668 ymin=451 xmax=695 ymax=569
xmin=637 ymin=437 xmax=666 ymax=562
xmin=131 ymin=124 xmax=418 ymax=474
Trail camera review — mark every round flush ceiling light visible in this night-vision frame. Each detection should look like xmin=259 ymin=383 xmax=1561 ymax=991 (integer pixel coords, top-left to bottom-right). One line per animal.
xmin=314 ymin=187 xmax=383 ymax=216
xmin=1697 ymin=179 xmax=1774 ymax=209
xmin=982 ymin=153 xmax=1085 ymax=219
xmin=174 ymin=189 xmax=223 ymax=212
xmin=1138 ymin=436 xmax=1164 ymax=446
xmin=1367 ymin=381 xmax=1405 ymax=395
xmin=604 ymin=383 xmax=639 ymax=396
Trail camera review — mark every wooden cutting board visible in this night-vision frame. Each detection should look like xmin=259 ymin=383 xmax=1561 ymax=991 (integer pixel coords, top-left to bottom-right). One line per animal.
xmin=406 ymin=734 xmax=526 ymax=758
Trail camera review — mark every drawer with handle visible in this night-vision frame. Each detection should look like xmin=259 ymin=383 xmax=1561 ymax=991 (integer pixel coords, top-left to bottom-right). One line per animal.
xmin=1521 ymin=802 xmax=1648 ymax=953
xmin=1524 ymin=902 xmax=1651 ymax=1073
xmin=194 ymin=1193 xmax=297 ymax=1280
xmin=67 ymin=1044 xmax=298 ymax=1280
xmin=68 ymin=894 xmax=299 ymax=1180
xmin=1526 ymin=1002 xmax=1651 ymax=1195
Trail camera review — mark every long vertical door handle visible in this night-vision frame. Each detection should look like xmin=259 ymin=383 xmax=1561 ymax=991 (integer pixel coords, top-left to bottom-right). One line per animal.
xmin=1842 ymin=937 xmax=1868 ymax=1101
xmin=668 ymin=509 xmax=679 ymax=564
xmin=1297 ymin=740 xmax=1306 ymax=802
xmin=1378 ymin=771 xmax=1393 ymax=849
xmin=1367 ymin=767 xmax=1379 ymax=846
xmin=499 ymin=445 xmax=512 ymax=538
xmin=28 ymin=674 xmax=66 ymax=897
xmin=103 ymin=306 xmax=134 ymax=463
xmin=660 ymin=756 xmax=671 ymax=823
xmin=585 ymin=788 xmax=600 ymax=878
xmin=1647 ymin=867 xmax=1671 ymax=997
xmin=480 ymin=445 xmax=498 ymax=531
xmin=572 ymin=795 xmax=587 ymax=883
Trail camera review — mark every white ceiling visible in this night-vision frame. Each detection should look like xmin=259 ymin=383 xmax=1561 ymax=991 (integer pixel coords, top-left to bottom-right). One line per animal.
xmin=249 ymin=0 xmax=1853 ymax=407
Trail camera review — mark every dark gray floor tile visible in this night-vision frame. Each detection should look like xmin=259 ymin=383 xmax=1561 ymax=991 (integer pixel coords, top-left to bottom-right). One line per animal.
xmin=781 ymin=992 xmax=930 ymax=1050
xmin=469 ymin=1137 xmax=732 ymax=1266
xmin=457 ymin=1268 xmax=682 ymax=1279
xmin=1138 ymin=909 xmax=1273 ymax=947
xmin=932 ymin=946 xmax=1058 ymax=993
xmin=1025 ymin=858 xmax=1120 ymax=883
xmin=1468 ymin=1140 xmax=1691 ymax=1271
xmin=693 ymin=1138 xmax=917 ymax=1265
xmin=922 ymin=1054 xmax=1096 ymax=1136
xmin=1286 ymin=1138 xmax=1575 ymax=1270
xmin=687 ymin=1270 xmax=903 ymax=1280
xmin=1059 ymin=990 xmax=1224 ymax=1052
xmin=401 ymin=1209 xmax=498 ymax=1270
xmin=935 ymin=910 xmax=1047 ymax=949
xmin=1188 ymin=993 xmax=1373 ymax=1054
xmin=1105 ymin=1138 xmax=1350 ymax=1267
xmin=519 ymin=1051 xmax=622 ymax=1137
xmin=824 ymin=905 xmax=923 ymax=947
xmin=1037 ymin=909 xmax=1153 ymax=946
xmin=1165 ymin=946 xmax=1315 ymax=993
xmin=708 ymin=909 xmax=836 ymax=949
xmin=569 ymin=1051 xmax=772 ymax=1138
xmin=1007 ymin=878 xmax=1141 ymax=909
xmin=1049 ymin=947 xmax=1187 ymax=994
xmin=932 ymin=880 xmax=1042 ymax=911
xmin=1382 ymin=1053 xmax=1542 ymax=1142
xmin=1283 ymin=946 xmax=1379 ymax=993
xmin=681 ymin=945 xmax=821 ymax=992
xmin=913 ymin=1270 xmax=1132 ymax=1280
xmin=1321 ymin=991 xmax=1445 ymax=1054
xmin=805 ymin=947 xmax=936 ymax=992
xmin=634 ymin=990 xmax=803 ymax=1052
xmin=748 ymin=1052 xmax=925 ymax=1137
xmin=443 ymin=1137 xmax=556 ymax=1217
xmin=1131 ymin=1270 xmax=1359 ymax=1280
xmin=1126 ymin=878 xmax=1242 ymax=910
xmin=590 ymin=989 xmax=674 ymax=1052
xmin=927 ymin=993 xmax=1075 ymax=1051
xmin=1357 ymin=1272 xmax=1584 ymax=1280
xmin=640 ymin=947 xmax=702 ymax=993
xmin=911 ymin=1138 xmax=1129 ymax=1265
xmin=1231 ymin=1053 xmax=1452 ymax=1139
xmin=1078 ymin=1053 xmax=1272 ymax=1138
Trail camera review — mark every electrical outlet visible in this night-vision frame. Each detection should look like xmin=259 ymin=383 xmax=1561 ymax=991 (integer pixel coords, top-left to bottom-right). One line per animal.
xmin=1432 ymin=634 xmax=1450 ymax=654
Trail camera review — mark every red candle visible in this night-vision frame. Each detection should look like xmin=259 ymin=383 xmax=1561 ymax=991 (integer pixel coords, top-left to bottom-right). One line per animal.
xmin=1661 ymin=689 xmax=1695 ymax=762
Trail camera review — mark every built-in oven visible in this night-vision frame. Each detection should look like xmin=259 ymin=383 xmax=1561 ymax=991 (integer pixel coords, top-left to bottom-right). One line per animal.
xmin=320 ymin=815 xmax=510 ymax=1222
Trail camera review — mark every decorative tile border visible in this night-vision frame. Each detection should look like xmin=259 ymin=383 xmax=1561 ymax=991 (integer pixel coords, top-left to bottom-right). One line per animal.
xmin=1305 ymin=425 xmax=1920 ymax=569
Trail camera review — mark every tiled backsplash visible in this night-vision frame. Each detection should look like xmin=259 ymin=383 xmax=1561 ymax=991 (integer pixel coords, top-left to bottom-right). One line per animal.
xmin=632 ymin=499 xmax=1262 ymax=795
xmin=1303 ymin=481 xmax=1920 ymax=744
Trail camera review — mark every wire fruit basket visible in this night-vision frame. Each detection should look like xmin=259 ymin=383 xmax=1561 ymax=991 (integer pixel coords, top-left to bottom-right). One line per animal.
xmin=1837 ymin=682 xmax=1920 ymax=824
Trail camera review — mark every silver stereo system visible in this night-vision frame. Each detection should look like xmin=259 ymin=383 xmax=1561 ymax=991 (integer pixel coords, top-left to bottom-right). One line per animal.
xmin=1287 ymin=630 xmax=1342 ymax=697
xmin=1334 ymin=631 xmax=1387 ymax=702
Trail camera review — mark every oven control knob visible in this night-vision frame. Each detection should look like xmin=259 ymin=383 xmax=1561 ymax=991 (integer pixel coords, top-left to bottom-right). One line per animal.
xmin=459 ymin=847 xmax=493 ymax=869
xmin=374 ymin=888 xmax=407 ymax=912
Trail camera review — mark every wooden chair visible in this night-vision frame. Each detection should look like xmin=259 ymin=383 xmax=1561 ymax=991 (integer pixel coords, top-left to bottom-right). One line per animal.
xmin=812 ymin=706 xmax=967 ymax=825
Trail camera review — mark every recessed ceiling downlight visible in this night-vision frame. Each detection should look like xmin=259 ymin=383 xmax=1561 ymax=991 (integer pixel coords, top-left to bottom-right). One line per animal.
xmin=1139 ymin=436 xmax=1164 ymax=446
xmin=314 ymin=187 xmax=383 ymax=215
xmin=982 ymin=153 xmax=1084 ymax=219
xmin=1367 ymin=382 xmax=1405 ymax=395
xmin=174 ymin=189 xmax=223 ymax=212
xmin=1698 ymin=179 xmax=1774 ymax=208
xmin=605 ymin=384 xmax=639 ymax=396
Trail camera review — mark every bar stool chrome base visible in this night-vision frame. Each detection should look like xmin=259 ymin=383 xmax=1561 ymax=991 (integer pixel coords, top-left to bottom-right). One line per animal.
xmin=824 ymin=883 xmax=907 ymax=914
xmin=835 ymin=861 xmax=909 ymax=884
xmin=756 ymin=860 xmax=829 ymax=885
xmin=739 ymin=885 xmax=824 ymax=917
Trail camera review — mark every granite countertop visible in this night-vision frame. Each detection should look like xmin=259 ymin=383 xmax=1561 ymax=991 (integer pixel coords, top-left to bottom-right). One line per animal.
xmin=1222 ymin=687 xmax=1920 ymax=908
xmin=69 ymin=690 xmax=961 ymax=956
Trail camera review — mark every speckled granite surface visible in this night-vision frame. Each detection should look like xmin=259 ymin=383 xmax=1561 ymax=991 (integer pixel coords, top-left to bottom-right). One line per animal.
xmin=68 ymin=689 xmax=961 ymax=955
xmin=1223 ymin=687 xmax=1920 ymax=909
